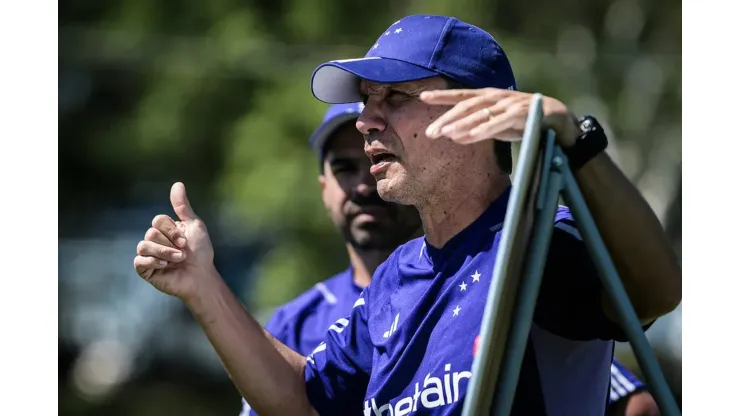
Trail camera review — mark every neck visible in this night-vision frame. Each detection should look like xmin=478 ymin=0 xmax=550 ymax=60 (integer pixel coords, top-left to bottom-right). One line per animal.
xmin=346 ymin=244 xmax=393 ymax=288
xmin=419 ymin=171 xmax=510 ymax=248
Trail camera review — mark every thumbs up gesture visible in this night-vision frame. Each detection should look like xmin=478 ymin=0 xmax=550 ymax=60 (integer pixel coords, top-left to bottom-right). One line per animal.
xmin=134 ymin=182 xmax=215 ymax=301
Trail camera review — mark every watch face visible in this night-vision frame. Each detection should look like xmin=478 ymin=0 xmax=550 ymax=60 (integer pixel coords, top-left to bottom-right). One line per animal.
xmin=578 ymin=115 xmax=601 ymax=134
xmin=579 ymin=116 xmax=595 ymax=132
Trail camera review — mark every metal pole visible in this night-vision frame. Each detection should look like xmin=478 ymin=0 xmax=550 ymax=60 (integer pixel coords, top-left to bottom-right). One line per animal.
xmin=489 ymin=158 xmax=564 ymax=415
xmin=556 ymin=147 xmax=681 ymax=416
xmin=461 ymin=95 xmax=547 ymax=416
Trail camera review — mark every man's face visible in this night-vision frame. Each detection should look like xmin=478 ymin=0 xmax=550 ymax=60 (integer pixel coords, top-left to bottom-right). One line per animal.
xmin=319 ymin=122 xmax=421 ymax=250
xmin=356 ymin=77 xmax=476 ymax=206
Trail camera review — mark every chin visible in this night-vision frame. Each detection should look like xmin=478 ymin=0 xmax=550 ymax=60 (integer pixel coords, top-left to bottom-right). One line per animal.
xmin=350 ymin=231 xmax=380 ymax=249
xmin=351 ymin=233 xmax=396 ymax=251
xmin=376 ymin=177 xmax=401 ymax=203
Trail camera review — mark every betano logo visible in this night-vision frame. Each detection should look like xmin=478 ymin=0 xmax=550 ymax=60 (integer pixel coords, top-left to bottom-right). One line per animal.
xmin=363 ymin=363 xmax=472 ymax=416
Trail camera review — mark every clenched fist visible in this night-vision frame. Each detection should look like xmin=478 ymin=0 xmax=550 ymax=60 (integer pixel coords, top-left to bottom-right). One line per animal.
xmin=134 ymin=182 xmax=215 ymax=302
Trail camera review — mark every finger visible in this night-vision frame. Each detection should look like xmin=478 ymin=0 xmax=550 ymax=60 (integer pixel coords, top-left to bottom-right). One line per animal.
xmin=463 ymin=112 xmax=522 ymax=144
xmin=152 ymin=215 xmax=187 ymax=248
xmin=134 ymin=255 xmax=168 ymax=279
xmin=136 ymin=240 xmax=186 ymax=263
xmin=171 ymin=182 xmax=198 ymax=222
xmin=456 ymin=95 xmax=531 ymax=142
xmin=444 ymin=93 xmax=528 ymax=140
xmin=472 ymin=96 xmax=531 ymax=140
xmin=426 ymin=95 xmax=493 ymax=138
xmin=443 ymin=106 xmax=503 ymax=141
xmin=145 ymin=227 xmax=176 ymax=248
xmin=420 ymin=87 xmax=513 ymax=106
xmin=420 ymin=89 xmax=483 ymax=105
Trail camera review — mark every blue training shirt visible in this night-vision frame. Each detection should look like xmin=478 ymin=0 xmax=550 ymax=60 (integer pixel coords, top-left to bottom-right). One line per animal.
xmin=609 ymin=360 xmax=645 ymax=404
xmin=305 ymin=187 xmax=637 ymax=416
xmin=240 ymin=268 xmax=363 ymax=416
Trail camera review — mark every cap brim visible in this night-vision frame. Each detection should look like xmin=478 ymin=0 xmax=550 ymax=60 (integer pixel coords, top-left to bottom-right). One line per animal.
xmin=309 ymin=113 xmax=360 ymax=158
xmin=311 ymin=57 xmax=439 ymax=104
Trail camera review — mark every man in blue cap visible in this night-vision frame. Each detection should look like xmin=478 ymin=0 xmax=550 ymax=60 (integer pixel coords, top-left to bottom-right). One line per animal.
xmin=238 ymin=102 xmax=658 ymax=415
xmin=134 ymin=15 xmax=680 ymax=415
xmin=238 ymin=103 xmax=421 ymax=415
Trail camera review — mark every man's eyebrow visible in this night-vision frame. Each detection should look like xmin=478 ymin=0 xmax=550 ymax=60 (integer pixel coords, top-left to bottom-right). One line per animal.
xmin=363 ymin=84 xmax=389 ymax=95
xmin=393 ymin=83 xmax=424 ymax=93
xmin=360 ymin=82 xmax=428 ymax=100
xmin=388 ymin=83 xmax=432 ymax=98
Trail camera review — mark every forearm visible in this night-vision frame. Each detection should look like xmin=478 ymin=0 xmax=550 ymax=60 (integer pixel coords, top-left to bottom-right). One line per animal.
xmin=573 ymin=152 xmax=682 ymax=321
xmin=185 ymin=266 xmax=316 ymax=416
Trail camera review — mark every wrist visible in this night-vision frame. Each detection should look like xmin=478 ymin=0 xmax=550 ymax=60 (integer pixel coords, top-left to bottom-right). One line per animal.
xmin=183 ymin=264 xmax=228 ymax=314
xmin=556 ymin=114 xmax=580 ymax=148
xmin=561 ymin=115 xmax=609 ymax=171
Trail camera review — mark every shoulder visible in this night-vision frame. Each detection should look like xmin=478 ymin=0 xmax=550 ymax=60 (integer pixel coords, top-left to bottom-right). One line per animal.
xmin=368 ymin=236 xmax=426 ymax=290
xmin=608 ymin=360 xmax=651 ymax=411
xmin=392 ymin=236 xmax=428 ymax=262
xmin=610 ymin=359 xmax=644 ymax=393
xmin=266 ymin=269 xmax=353 ymax=334
xmin=317 ymin=270 xmax=357 ymax=302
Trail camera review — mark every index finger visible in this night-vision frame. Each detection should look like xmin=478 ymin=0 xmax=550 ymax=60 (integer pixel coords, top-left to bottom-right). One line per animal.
xmin=152 ymin=214 xmax=187 ymax=248
xmin=420 ymin=89 xmax=482 ymax=105
xmin=421 ymin=87 xmax=514 ymax=106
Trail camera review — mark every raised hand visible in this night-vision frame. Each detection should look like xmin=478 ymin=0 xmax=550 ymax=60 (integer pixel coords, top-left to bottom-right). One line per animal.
xmin=420 ymin=88 xmax=580 ymax=147
xmin=133 ymin=182 xmax=215 ymax=301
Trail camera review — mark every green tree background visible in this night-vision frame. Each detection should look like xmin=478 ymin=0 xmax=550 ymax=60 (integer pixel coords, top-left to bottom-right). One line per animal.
xmin=59 ymin=0 xmax=681 ymax=414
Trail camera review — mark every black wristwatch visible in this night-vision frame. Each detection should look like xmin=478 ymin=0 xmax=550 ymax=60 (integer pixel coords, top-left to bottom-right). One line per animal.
xmin=561 ymin=115 xmax=609 ymax=171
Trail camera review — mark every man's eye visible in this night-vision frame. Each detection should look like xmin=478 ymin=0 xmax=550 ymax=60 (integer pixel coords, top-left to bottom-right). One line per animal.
xmin=388 ymin=91 xmax=408 ymax=99
xmin=386 ymin=90 xmax=410 ymax=106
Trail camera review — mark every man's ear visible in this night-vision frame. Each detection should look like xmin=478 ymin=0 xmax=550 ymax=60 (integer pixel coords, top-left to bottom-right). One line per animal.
xmin=318 ymin=174 xmax=326 ymax=191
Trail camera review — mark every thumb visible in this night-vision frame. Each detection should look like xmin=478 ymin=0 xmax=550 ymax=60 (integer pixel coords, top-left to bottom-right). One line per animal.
xmin=170 ymin=182 xmax=198 ymax=221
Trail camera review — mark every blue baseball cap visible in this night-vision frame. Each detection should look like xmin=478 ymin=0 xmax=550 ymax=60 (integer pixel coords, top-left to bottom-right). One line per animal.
xmin=311 ymin=15 xmax=516 ymax=104
xmin=309 ymin=102 xmax=365 ymax=161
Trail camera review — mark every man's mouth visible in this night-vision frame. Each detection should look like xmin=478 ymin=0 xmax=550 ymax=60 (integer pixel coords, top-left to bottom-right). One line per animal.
xmin=369 ymin=151 xmax=398 ymax=165
xmin=357 ymin=205 xmax=388 ymax=216
xmin=367 ymin=150 xmax=398 ymax=176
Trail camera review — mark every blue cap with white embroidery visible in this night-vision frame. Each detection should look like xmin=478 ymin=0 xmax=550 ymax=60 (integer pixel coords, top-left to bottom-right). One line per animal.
xmin=311 ymin=15 xmax=516 ymax=104
xmin=309 ymin=102 xmax=365 ymax=161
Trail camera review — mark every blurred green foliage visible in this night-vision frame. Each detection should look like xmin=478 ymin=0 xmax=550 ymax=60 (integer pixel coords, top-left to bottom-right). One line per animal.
xmin=59 ymin=0 xmax=680 ymax=316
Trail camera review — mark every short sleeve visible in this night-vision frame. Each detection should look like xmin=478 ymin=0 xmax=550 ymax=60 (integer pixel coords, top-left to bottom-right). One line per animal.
xmin=263 ymin=307 xmax=288 ymax=341
xmin=534 ymin=219 xmax=650 ymax=341
xmin=239 ymin=398 xmax=253 ymax=416
xmin=609 ymin=360 xmax=645 ymax=404
xmin=303 ymin=288 xmax=373 ymax=416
